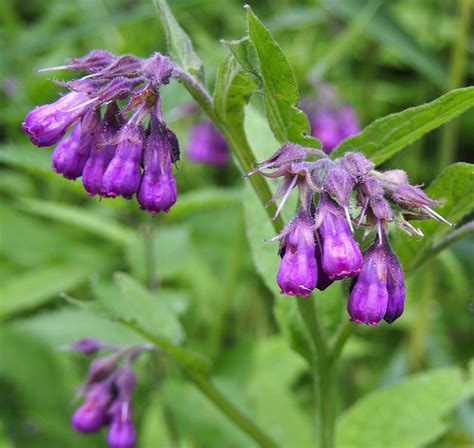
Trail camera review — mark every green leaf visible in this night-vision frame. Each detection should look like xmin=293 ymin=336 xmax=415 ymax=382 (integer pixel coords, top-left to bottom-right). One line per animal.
xmin=324 ymin=0 xmax=447 ymax=87
xmin=332 ymin=87 xmax=474 ymax=164
xmin=222 ymin=37 xmax=260 ymax=85
xmin=0 ymin=264 xmax=98 ymax=319
xmin=336 ymin=367 xmax=473 ymax=448
xmin=154 ymin=0 xmax=203 ymax=80
xmin=245 ymin=6 xmax=320 ymax=148
xmin=85 ymin=273 xmax=210 ymax=373
xmin=214 ymin=55 xmax=258 ymax=130
xmin=395 ymin=162 xmax=474 ymax=272
xmin=19 ymin=198 xmax=133 ymax=246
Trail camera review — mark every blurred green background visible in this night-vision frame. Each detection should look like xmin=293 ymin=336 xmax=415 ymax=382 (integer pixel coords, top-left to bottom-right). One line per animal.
xmin=0 ymin=0 xmax=473 ymax=447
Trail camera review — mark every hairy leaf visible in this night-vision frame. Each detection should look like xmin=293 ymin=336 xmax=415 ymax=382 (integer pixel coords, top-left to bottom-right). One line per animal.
xmin=332 ymin=87 xmax=474 ymax=164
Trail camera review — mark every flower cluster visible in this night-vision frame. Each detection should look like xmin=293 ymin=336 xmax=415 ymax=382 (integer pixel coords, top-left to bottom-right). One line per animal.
xmin=187 ymin=120 xmax=229 ymax=166
xmin=301 ymin=83 xmax=360 ymax=154
xmin=22 ymin=50 xmax=180 ymax=214
xmin=69 ymin=338 xmax=154 ymax=448
xmin=249 ymin=145 xmax=450 ymax=325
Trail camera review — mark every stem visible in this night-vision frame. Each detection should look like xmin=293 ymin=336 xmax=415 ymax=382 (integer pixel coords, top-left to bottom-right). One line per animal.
xmin=188 ymin=371 xmax=278 ymax=448
xmin=318 ymin=364 xmax=336 ymax=448
xmin=297 ymin=298 xmax=328 ymax=359
xmin=330 ymin=320 xmax=354 ymax=361
xmin=438 ymin=0 xmax=471 ymax=169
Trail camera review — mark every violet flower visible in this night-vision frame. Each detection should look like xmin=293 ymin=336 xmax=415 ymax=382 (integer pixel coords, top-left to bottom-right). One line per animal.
xmin=187 ymin=121 xmax=229 ymax=165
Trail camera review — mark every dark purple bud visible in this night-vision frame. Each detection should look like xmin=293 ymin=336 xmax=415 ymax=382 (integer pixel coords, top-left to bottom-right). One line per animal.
xmin=187 ymin=121 xmax=229 ymax=166
xmin=315 ymin=235 xmax=333 ymax=291
xmin=137 ymin=124 xmax=177 ymax=214
xmin=71 ymin=384 xmax=113 ymax=433
xmin=348 ymin=240 xmax=389 ymax=326
xmin=51 ymin=109 xmax=99 ymax=179
xmin=72 ymin=338 xmax=104 ymax=354
xmin=107 ymin=402 xmax=136 ymax=448
xmin=384 ymin=240 xmax=405 ymax=323
xmin=370 ymin=197 xmax=393 ymax=222
xmin=310 ymin=107 xmax=341 ymax=153
xmin=93 ymin=54 xmax=142 ymax=79
xmin=22 ymin=91 xmax=90 ymax=147
xmin=339 ymin=105 xmax=360 ymax=139
xmin=82 ymin=104 xmax=121 ymax=196
xmin=142 ymin=53 xmax=175 ymax=86
xmin=317 ymin=196 xmax=362 ymax=280
xmin=358 ymin=176 xmax=384 ymax=198
xmin=39 ymin=50 xmax=117 ymax=73
xmin=86 ymin=354 xmax=117 ymax=385
xmin=102 ymin=125 xmax=144 ymax=198
xmin=276 ymin=211 xmax=317 ymax=297
xmin=322 ymin=163 xmax=354 ymax=206
xmin=339 ymin=152 xmax=374 ymax=179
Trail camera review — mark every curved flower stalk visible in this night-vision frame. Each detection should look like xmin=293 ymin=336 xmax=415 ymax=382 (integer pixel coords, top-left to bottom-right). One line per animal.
xmin=68 ymin=338 xmax=156 ymax=448
xmin=22 ymin=50 xmax=183 ymax=214
xmin=249 ymin=147 xmax=451 ymax=324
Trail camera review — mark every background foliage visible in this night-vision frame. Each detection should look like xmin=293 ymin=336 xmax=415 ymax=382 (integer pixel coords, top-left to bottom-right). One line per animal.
xmin=0 ymin=0 xmax=473 ymax=447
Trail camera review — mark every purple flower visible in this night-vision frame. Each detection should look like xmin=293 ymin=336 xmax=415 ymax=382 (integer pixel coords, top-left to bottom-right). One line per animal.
xmin=276 ymin=211 xmax=317 ymax=297
xmin=72 ymin=338 xmax=105 ymax=354
xmin=339 ymin=105 xmax=360 ymax=139
xmin=348 ymin=240 xmax=389 ymax=326
xmin=107 ymin=402 xmax=136 ymax=448
xmin=102 ymin=125 xmax=144 ymax=199
xmin=317 ymin=195 xmax=362 ymax=280
xmin=137 ymin=120 xmax=178 ymax=214
xmin=315 ymin=235 xmax=333 ymax=291
xmin=22 ymin=91 xmax=90 ymax=147
xmin=82 ymin=104 xmax=121 ymax=197
xmin=71 ymin=384 xmax=113 ymax=433
xmin=384 ymin=243 xmax=405 ymax=323
xmin=51 ymin=109 xmax=99 ymax=179
xmin=311 ymin=107 xmax=342 ymax=153
xmin=187 ymin=121 xmax=229 ymax=166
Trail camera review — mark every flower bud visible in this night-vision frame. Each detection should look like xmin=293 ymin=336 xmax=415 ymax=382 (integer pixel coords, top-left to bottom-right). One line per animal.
xmin=339 ymin=152 xmax=374 ymax=179
xmin=87 ymin=354 xmax=117 ymax=385
xmin=22 ymin=91 xmax=90 ymax=147
xmin=187 ymin=121 xmax=229 ymax=166
xmin=390 ymin=183 xmax=441 ymax=209
xmin=348 ymin=241 xmax=389 ymax=325
xmin=102 ymin=125 xmax=144 ymax=198
xmin=317 ymin=196 xmax=362 ymax=280
xmin=322 ymin=164 xmax=354 ymax=206
xmin=276 ymin=211 xmax=317 ymax=297
xmin=384 ymin=243 xmax=405 ymax=323
xmin=380 ymin=169 xmax=408 ymax=186
xmin=72 ymin=338 xmax=104 ymax=354
xmin=71 ymin=384 xmax=113 ymax=433
xmin=137 ymin=122 xmax=177 ymax=214
xmin=107 ymin=402 xmax=136 ymax=448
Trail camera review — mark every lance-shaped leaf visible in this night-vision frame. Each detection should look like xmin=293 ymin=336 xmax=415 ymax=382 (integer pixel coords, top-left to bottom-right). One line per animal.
xmin=332 ymin=87 xmax=474 ymax=164
xmin=245 ymin=5 xmax=320 ymax=148
xmin=154 ymin=0 xmax=204 ymax=80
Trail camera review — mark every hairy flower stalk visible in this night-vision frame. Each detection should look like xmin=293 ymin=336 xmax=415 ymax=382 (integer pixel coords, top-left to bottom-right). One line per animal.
xmin=22 ymin=50 xmax=185 ymax=214
xmin=68 ymin=339 xmax=155 ymax=448
xmin=249 ymin=146 xmax=449 ymax=324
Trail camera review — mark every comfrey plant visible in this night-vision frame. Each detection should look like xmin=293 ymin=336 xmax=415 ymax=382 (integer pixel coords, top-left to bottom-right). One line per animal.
xmin=22 ymin=50 xmax=180 ymax=214
xmin=69 ymin=338 xmax=154 ymax=448
xmin=248 ymin=147 xmax=451 ymax=325
xmin=20 ymin=2 xmax=474 ymax=448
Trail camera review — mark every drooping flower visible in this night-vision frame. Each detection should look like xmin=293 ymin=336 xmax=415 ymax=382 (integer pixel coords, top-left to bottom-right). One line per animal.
xmin=22 ymin=49 xmax=182 ymax=214
xmin=316 ymin=194 xmax=362 ymax=280
xmin=22 ymin=91 xmax=91 ymax=147
xmin=187 ymin=120 xmax=229 ymax=165
xmin=276 ymin=210 xmax=318 ymax=297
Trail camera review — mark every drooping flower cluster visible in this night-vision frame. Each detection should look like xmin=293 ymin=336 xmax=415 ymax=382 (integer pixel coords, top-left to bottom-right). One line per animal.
xmin=301 ymin=83 xmax=360 ymax=154
xmin=187 ymin=120 xmax=229 ymax=166
xmin=69 ymin=338 xmax=154 ymax=448
xmin=22 ymin=50 xmax=180 ymax=214
xmin=249 ymin=145 xmax=451 ymax=325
